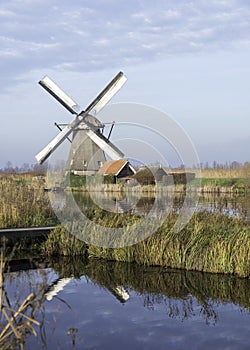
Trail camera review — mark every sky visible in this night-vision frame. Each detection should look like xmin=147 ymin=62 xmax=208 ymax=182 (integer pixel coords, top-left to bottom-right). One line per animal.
xmin=0 ymin=0 xmax=250 ymax=168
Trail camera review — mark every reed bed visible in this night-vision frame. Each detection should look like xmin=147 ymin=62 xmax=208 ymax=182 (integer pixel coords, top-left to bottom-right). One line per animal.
xmin=43 ymin=225 xmax=87 ymax=257
xmin=0 ymin=174 xmax=58 ymax=228
xmin=43 ymin=210 xmax=250 ymax=278
xmin=200 ymin=168 xmax=250 ymax=179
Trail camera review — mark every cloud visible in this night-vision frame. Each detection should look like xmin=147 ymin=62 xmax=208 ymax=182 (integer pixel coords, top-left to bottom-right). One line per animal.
xmin=0 ymin=0 xmax=250 ymax=90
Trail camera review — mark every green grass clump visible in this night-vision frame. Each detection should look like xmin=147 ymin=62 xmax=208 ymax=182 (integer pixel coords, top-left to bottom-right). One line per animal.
xmin=189 ymin=177 xmax=248 ymax=194
xmin=43 ymin=210 xmax=250 ymax=278
xmin=42 ymin=225 xmax=88 ymax=256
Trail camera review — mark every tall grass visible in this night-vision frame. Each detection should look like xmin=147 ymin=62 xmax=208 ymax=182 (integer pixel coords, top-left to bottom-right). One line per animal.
xmin=43 ymin=210 xmax=250 ymax=278
xmin=0 ymin=174 xmax=58 ymax=228
xmin=42 ymin=225 xmax=87 ymax=256
xmin=200 ymin=168 xmax=249 ymax=179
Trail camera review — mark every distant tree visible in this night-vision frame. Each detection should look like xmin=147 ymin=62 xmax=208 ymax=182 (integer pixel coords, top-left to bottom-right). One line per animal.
xmin=4 ymin=161 xmax=14 ymax=173
xmin=20 ymin=163 xmax=31 ymax=173
xmin=243 ymin=161 xmax=250 ymax=169
xmin=230 ymin=161 xmax=241 ymax=170
xmin=204 ymin=161 xmax=209 ymax=169
xmin=31 ymin=162 xmax=48 ymax=175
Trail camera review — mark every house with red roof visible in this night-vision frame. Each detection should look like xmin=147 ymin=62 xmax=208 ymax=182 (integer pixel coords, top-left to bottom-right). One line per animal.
xmin=97 ymin=160 xmax=136 ymax=182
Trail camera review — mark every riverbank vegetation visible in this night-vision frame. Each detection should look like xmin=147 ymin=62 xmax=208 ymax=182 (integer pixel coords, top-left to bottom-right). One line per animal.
xmin=67 ymin=173 xmax=249 ymax=194
xmin=0 ymin=171 xmax=249 ymax=278
xmin=41 ymin=209 xmax=250 ymax=278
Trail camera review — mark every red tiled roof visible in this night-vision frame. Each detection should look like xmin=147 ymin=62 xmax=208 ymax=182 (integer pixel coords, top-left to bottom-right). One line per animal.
xmin=98 ymin=160 xmax=129 ymax=176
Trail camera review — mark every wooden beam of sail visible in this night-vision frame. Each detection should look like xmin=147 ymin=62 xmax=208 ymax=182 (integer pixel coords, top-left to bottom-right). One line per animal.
xmin=39 ymin=76 xmax=80 ymax=114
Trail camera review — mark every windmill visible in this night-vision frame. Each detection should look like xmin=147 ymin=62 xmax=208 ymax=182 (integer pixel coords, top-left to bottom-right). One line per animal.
xmin=36 ymin=72 xmax=127 ymax=175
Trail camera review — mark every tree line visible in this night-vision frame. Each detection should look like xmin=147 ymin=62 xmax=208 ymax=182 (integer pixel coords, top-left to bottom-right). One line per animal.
xmin=0 ymin=160 xmax=249 ymax=175
xmin=193 ymin=161 xmax=250 ymax=170
xmin=0 ymin=161 xmax=48 ymax=175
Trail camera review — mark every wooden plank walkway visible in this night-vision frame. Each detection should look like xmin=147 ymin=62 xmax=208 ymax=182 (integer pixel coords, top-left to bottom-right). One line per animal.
xmin=0 ymin=226 xmax=56 ymax=239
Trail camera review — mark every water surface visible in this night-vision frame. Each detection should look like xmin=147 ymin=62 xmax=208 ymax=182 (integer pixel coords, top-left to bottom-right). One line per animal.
xmin=51 ymin=190 xmax=249 ymax=218
xmin=3 ymin=257 xmax=250 ymax=350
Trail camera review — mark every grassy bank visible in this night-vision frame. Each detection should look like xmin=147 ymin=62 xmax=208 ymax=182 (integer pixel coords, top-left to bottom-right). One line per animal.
xmin=68 ymin=172 xmax=249 ymax=194
xmin=0 ymin=173 xmax=249 ymax=278
xmin=189 ymin=177 xmax=248 ymax=194
xmin=42 ymin=210 xmax=250 ymax=278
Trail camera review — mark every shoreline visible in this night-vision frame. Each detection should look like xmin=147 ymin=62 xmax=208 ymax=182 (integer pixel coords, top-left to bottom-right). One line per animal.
xmin=1 ymin=173 xmax=249 ymax=278
xmin=5 ymin=210 xmax=249 ymax=279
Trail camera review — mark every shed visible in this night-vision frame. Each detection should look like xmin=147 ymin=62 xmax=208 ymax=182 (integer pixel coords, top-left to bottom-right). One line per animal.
xmin=152 ymin=167 xmax=169 ymax=182
xmin=98 ymin=160 xmax=136 ymax=181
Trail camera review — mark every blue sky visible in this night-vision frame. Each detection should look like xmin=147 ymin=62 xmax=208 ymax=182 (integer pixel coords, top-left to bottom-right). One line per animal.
xmin=0 ymin=0 xmax=249 ymax=168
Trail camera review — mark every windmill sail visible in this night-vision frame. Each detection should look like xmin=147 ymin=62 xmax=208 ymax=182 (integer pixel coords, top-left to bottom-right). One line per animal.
xmin=36 ymin=120 xmax=82 ymax=164
xmin=39 ymin=76 xmax=79 ymax=114
xmin=87 ymin=130 xmax=124 ymax=160
xmin=84 ymin=72 xmax=127 ymax=115
xmin=36 ymin=72 xmax=127 ymax=164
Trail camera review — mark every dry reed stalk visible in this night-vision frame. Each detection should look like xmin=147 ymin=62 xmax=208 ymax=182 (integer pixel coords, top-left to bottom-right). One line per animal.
xmin=0 ymin=245 xmax=42 ymax=348
xmin=200 ymin=168 xmax=246 ymax=179
xmin=1 ymin=308 xmax=21 ymax=340
xmin=0 ymin=293 xmax=35 ymax=339
xmin=4 ymin=306 xmax=40 ymax=327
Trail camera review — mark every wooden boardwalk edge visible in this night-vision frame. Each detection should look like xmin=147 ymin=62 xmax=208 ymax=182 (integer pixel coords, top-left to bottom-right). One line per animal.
xmin=0 ymin=226 xmax=56 ymax=239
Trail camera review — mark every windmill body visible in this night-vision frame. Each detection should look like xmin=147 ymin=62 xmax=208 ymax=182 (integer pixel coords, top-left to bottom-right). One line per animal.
xmin=67 ymin=116 xmax=106 ymax=175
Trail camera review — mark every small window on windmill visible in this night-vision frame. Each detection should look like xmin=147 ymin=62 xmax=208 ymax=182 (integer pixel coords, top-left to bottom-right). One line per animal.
xmin=83 ymin=160 xmax=87 ymax=168
xmin=98 ymin=161 xmax=103 ymax=168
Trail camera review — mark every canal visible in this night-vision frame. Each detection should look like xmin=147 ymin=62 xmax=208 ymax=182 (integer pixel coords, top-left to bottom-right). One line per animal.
xmin=2 ymin=257 xmax=250 ymax=349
